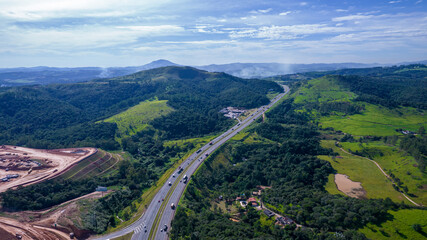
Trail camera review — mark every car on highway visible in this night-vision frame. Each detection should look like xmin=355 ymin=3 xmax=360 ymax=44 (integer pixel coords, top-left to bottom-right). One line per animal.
xmin=171 ymin=203 xmax=175 ymax=209
xmin=168 ymin=181 xmax=172 ymax=186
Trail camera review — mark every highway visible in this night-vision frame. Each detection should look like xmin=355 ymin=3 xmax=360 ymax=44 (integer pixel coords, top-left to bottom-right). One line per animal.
xmin=95 ymin=85 xmax=290 ymax=240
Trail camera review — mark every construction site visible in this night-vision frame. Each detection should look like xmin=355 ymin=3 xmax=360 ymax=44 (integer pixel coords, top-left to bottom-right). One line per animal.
xmin=0 ymin=145 xmax=123 ymax=239
xmin=0 ymin=145 xmax=97 ymax=193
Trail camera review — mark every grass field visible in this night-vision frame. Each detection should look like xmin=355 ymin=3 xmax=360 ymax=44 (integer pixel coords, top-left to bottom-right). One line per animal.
xmin=339 ymin=141 xmax=427 ymax=205
xmin=319 ymin=140 xmax=409 ymax=204
xmin=293 ymin=76 xmax=355 ymax=104
xmin=58 ymin=150 xmax=120 ymax=180
xmin=359 ymin=209 xmax=427 ymax=240
xmin=58 ymin=150 xmax=105 ymax=179
xmin=101 ymin=98 xmax=174 ymax=139
xmin=324 ymin=174 xmax=346 ymax=196
xmin=163 ymin=135 xmax=214 ymax=149
xmin=320 ymin=104 xmax=427 ymax=136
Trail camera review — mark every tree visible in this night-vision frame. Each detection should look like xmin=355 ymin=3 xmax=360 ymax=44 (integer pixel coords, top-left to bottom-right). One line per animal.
xmin=418 ymin=126 xmax=425 ymax=135
xmin=412 ymin=224 xmax=422 ymax=233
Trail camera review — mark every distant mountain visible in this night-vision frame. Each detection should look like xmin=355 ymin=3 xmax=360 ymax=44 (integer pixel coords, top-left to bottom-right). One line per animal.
xmin=99 ymin=59 xmax=179 ymax=78
xmin=1 ymin=59 xmax=425 ymax=86
xmin=196 ymin=62 xmax=380 ymax=78
xmin=396 ymin=60 xmax=427 ymax=66
xmin=0 ymin=60 xmax=179 ymax=86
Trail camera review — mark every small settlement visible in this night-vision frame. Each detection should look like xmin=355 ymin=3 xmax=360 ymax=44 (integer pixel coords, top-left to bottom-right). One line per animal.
xmin=219 ymin=107 xmax=247 ymax=119
xmin=226 ymin=185 xmax=297 ymax=227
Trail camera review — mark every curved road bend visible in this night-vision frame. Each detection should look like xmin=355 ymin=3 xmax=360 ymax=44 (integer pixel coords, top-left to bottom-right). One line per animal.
xmin=95 ymin=85 xmax=290 ymax=240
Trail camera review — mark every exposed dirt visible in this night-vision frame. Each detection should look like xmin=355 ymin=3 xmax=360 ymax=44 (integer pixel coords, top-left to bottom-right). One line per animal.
xmin=0 ymin=191 xmax=110 ymax=240
xmin=0 ymin=217 xmax=68 ymax=240
xmin=334 ymin=174 xmax=367 ymax=199
xmin=0 ymin=145 xmax=97 ymax=193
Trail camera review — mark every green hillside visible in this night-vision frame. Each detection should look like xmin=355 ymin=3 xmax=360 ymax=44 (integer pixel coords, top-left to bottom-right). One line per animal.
xmin=293 ymin=72 xmax=427 ymax=204
xmin=171 ymin=65 xmax=427 ymax=240
xmin=360 ymin=209 xmax=427 ymax=240
xmin=320 ymin=104 xmax=426 ymax=136
xmin=0 ymin=66 xmax=281 ymax=233
xmin=101 ymin=98 xmax=174 ymax=139
xmin=0 ymin=66 xmax=281 ymax=148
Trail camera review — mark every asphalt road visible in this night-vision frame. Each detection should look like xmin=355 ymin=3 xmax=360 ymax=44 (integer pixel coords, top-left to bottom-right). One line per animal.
xmin=95 ymin=85 xmax=290 ymax=240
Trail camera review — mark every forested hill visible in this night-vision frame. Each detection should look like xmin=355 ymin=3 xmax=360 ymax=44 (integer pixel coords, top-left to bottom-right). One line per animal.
xmin=268 ymin=64 xmax=427 ymax=109
xmin=0 ymin=66 xmax=281 ymax=149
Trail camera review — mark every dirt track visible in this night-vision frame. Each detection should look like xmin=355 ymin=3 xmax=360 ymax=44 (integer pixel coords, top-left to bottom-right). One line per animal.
xmin=0 ymin=145 xmax=96 ymax=193
xmin=0 ymin=217 xmax=68 ymax=240
xmin=0 ymin=191 xmax=109 ymax=240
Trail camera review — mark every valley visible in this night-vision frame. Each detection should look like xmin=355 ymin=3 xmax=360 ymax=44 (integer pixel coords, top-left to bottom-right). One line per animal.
xmin=0 ymin=64 xmax=425 ymax=240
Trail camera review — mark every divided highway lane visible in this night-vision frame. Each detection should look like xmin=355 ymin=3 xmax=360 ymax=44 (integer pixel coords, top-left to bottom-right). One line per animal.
xmin=95 ymin=85 xmax=289 ymax=240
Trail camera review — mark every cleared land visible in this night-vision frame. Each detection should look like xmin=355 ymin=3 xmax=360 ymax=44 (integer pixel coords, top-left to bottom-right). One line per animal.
xmin=0 ymin=191 xmax=109 ymax=240
xmin=334 ymin=174 xmax=366 ymax=199
xmin=0 ymin=145 xmax=96 ymax=193
xmin=101 ymin=98 xmax=174 ymax=139
xmin=340 ymin=141 xmax=426 ymax=205
xmin=320 ymin=104 xmax=427 ymax=136
xmin=359 ymin=209 xmax=427 ymax=240
xmin=319 ymin=140 xmax=409 ymax=204
xmin=293 ymin=76 xmax=355 ymax=103
xmin=59 ymin=150 xmax=121 ymax=181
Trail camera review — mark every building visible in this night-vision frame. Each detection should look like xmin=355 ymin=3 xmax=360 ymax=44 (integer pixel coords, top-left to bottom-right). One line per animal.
xmin=263 ymin=209 xmax=275 ymax=218
xmin=96 ymin=186 xmax=108 ymax=192
xmin=247 ymin=197 xmax=258 ymax=207
xmin=277 ymin=216 xmax=294 ymax=225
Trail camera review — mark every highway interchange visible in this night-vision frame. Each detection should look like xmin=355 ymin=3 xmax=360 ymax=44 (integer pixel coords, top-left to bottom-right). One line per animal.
xmin=96 ymin=85 xmax=290 ymax=240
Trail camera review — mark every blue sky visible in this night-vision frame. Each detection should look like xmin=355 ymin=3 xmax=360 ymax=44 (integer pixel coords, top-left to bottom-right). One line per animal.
xmin=0 ymin=0 xmax=426 ymax=67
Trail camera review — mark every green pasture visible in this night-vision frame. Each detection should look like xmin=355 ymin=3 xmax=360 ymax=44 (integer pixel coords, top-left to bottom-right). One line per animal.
xmin=340 ymin=141 xmax=427 ymax=205
xmin=359 ymin=209 xmax=427 ymax=240
xmin=101 ymin=98 xmax=174 ymax=139
xmin=293 ymin=76 xmax=355 ymax=103
xmin=319 ymin=140 xmax=409 ymax=204
xmin=320 ymin=104 xmax=427 ymax=136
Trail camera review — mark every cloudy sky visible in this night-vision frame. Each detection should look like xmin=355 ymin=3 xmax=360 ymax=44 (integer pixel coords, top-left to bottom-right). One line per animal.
xmin=0 ymin=0 xmax=426 ymax=67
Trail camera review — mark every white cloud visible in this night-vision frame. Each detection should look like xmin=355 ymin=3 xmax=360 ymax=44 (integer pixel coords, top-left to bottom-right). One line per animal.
xmin=159 ymin=40 xmax=237 ymax=45
xmin=332 ymin=14 xmax=373 ymax=21
xmin=389 ymin=0 xmax=401 ymax=3
xmin=0 ymin=0 xmax=172 ymax=20
xmin=279 ymin=11 xmax=292 ymax=16
xmin=335 ymin=9 xmax=348 ymax=12
xmin=249 ymin=8 xmax=273 ymax=14
xmin=191 ymin=25 xmax=224 ymax=33
xmin=116 ymin=25 xmax=184 ymax=35
xmin=300 ymin=2 xmax=308 ymax=6
xmin=229 ymin=24 xmax=350 ymax=40
xmin=259 ymin=8 xmax=272 ymax=13
xmin=0 ymin=24 xmax=185 ymax=53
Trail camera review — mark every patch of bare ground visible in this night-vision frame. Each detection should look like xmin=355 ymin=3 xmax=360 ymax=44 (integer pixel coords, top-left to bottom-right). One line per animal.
xmin=0 ymin=145 xmax=97 ymax=193
xmin=334 ymin=174 xmax=367 ymax=199
xmin=1 ymin=191 xmax=110 ymax=240
xmin=0 ymin=217 xmax=67 ymax=240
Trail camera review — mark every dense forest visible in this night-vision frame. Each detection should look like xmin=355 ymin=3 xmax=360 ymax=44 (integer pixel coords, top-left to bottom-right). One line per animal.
xmin=268 ymin=64 xmax=427 ymax=109
xmin=171 ymin=96 xmax=408 ymax=239
xmin=0 ymin=66 xmax=280 ymax=148
xmin=0 ymin=66 xmax=281 ymax=233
